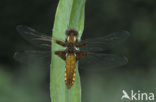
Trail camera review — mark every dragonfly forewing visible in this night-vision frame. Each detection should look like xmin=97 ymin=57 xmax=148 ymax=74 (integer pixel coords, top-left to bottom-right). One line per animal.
xmin=16 ymin=25 xmax=51 ymax=49
xmin=80 ymin=31 xmax=130 ymax=52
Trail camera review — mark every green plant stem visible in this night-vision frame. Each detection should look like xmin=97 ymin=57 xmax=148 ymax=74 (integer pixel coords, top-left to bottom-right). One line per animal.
xmin=50 ymin=0 xmax=85 ymax=102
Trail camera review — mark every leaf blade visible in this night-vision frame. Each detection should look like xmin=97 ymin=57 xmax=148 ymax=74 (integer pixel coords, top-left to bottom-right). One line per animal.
xmin=50 ymin=0 xmax=86 ymax=102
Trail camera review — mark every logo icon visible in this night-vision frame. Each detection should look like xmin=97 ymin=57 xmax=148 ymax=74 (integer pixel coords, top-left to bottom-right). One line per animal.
xmin=121 ymin=90 xmax=131 ymax=100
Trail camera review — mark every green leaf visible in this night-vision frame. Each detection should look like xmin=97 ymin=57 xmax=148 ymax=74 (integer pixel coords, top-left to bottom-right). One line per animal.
xmin=50 ymin=0 xmax=86 ymax=102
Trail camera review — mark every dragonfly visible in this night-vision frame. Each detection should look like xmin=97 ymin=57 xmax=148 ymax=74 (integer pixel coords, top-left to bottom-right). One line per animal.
xmin=14 ymin=25 xmax=130 ymax=88
xmin=54 ymin=29 xmax=88 ymax=88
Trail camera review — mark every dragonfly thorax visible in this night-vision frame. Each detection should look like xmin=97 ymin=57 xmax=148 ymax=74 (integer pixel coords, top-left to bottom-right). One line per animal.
xmin=64 ymin=42 xmax=77 ymax=53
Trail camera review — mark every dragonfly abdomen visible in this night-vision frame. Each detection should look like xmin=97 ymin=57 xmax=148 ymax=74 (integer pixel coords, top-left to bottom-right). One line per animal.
xmin=65 ymin=54 xmax=76 ymax=88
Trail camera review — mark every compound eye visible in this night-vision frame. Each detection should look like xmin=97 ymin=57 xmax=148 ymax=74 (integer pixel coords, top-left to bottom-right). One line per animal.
xmin=73 ymin=37 xmax=76 ymax=42
xmin=67 ymin=37 xmax=70 ymax=42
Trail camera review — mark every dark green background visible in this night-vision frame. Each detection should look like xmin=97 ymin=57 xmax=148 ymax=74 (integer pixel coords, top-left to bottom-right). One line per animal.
xmin=0 ymin=0 xmax=156 ymax=102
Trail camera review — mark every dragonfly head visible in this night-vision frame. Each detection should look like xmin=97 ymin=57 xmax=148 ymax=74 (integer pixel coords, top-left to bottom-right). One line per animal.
xmin=66 ymin=29 xmax=78 ymax=43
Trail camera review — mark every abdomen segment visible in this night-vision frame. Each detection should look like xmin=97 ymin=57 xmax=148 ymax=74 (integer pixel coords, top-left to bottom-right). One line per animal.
xmin=65 ymin=54 xmax=76 ymax=88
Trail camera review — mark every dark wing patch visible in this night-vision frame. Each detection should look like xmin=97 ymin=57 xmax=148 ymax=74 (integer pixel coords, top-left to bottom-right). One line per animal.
xmin=80 ymin=31 xmax=130 ymax=52
xmin=79 ymin=53 xmax=128 ymax=71
xmin=16 ymin=25 xmax=51 ymax=49
xmin=55 ymin=51 xmax=66 ymax=60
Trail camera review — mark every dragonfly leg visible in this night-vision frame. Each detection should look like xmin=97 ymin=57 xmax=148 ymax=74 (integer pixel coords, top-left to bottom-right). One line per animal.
xmin=55 ymin=51 xmax=66 ymax=60
xmin=76 ymin=51 xmax=88 ymax=60
xmin=75 ymin=41 xmax=88 ymax=47
xmin=55 ymin=40 xmax=66 ymax=47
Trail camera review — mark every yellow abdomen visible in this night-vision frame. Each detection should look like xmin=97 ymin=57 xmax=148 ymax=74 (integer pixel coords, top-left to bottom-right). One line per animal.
xmin=65 ymin=54 xmax=76 ymax=88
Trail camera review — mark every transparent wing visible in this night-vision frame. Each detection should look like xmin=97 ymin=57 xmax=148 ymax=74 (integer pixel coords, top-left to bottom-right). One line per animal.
xmin=79 ymin=53 xmax=128 ymax=71
xmin=15 ymin=27 xmax=129 ymax=70
xmin=14 ymin=50 xmax=51 ymax=64
xmin=14 ymin=51 xmax=128 ymax=71
xmin=80 ymin=31 xmax=130 ymax=52
xmin=16 ymin=25 xmax=51 ymax=49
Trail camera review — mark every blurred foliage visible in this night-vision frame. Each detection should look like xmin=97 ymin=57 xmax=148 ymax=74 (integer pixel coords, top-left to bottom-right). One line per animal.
xmin=0 ymin=59 xmax=50 ymax=102
xmin=0 ymin=0 xmax=156 ymax=102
